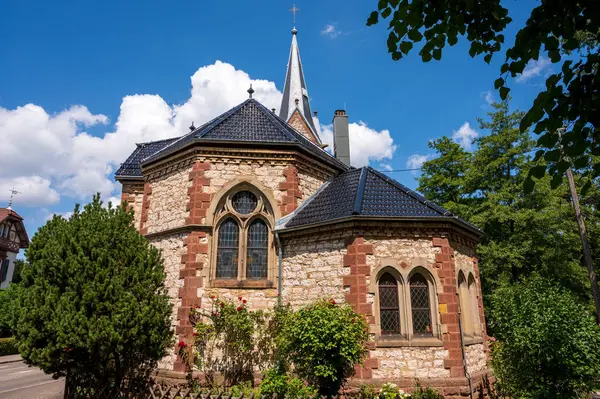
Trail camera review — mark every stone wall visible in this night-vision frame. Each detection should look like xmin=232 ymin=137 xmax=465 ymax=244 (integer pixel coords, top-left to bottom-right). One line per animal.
xmin=150 ymin=233 xmax=187 ymax=370
xmin=281 ymin=233 xmax=349 ymax=309
xmin=372 ymin=347 xmax=450 ymax=379
xmin=146 ymin=168 xmax=192 ymax=234
xmin=297 ymin=169 xmax=326 ymax=206
xmin=121 ymin=183 xmax=144 ymax=231
xmin=465 ymin=343 xmax=487 ymax=374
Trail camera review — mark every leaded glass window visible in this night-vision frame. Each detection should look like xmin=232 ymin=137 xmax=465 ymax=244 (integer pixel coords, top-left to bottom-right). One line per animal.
xmin=246 ymin=219 xmax=268 ymax=279
xmin=410 ymin=274 xmax=432 ymax=337
xmin=468 ymin=274 xmax=481 ymax=335
xmin=232 ymin=191 xmax=258 ymax=215
xmin=379 ymin=273 xmax=400 ymax=335
xmin=216 ymin=218 xmax=239 ymax=278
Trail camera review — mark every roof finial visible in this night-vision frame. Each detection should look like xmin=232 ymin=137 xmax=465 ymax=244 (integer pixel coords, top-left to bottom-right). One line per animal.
xmin=289 ymin=4 xmax=299 ymax=33
xmin=247 ymin=84 xmax=255 ymax=99
xmin=7 ymin=187 xmax=20 ymax=210
xmin=189 ymin=122 xmax=195 ymax=131
xmin=294 ymin=98 xmax=299 ymax=107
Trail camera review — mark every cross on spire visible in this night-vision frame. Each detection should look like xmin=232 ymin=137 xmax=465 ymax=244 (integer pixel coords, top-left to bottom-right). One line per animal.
xmin=7 ymin=187 xmax=20 ymax=210
xmin=289 ymin=4 xmax=300 ymax=26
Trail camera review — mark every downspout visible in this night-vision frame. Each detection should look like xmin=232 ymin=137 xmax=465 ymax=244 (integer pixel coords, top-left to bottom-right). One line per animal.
xmin=458 ymin=306 xmax=474 ymax=399
xmin=274 ymin=232 xmax=283 ymax=304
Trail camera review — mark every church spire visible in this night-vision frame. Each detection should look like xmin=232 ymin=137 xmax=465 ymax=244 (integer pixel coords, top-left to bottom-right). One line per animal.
xmin=279 ymin=26 xmax=321 ymax=143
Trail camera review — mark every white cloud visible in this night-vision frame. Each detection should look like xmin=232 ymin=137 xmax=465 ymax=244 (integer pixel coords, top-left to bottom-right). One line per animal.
xmin=0 ymin=61 xmax=282 ymax=207
xmin=482 ymin=90 xmax=494 ymax=105
xmin=0 ymin=176 xmax=60 ymax=206
xmin=321 ymin=121 xmax=396 ymax=167
xmin=452 ymin=122 xmax=478 ymax=150
xmin=516 ymin=57 xmax=551 ymax=83
xmin=406 ymin=154 xmax=432 ymax=172
xmin=380 ymin=164 xmax=393 ymax=172
xmin=320 ymin=24 xmax=341 ymax=39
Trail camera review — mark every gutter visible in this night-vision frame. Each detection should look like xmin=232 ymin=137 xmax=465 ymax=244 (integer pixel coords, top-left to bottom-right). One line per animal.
xmin=274 ymin=231 xmax=283 ymax=304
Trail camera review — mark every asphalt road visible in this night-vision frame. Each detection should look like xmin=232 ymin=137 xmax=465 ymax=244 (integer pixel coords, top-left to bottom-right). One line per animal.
xmin=0 ymin=361 xmax=64 ymax=399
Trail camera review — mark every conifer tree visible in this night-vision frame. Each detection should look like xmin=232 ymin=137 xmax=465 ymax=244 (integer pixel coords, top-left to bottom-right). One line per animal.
xmin=13 ymin=195 xmax=172 ymax=384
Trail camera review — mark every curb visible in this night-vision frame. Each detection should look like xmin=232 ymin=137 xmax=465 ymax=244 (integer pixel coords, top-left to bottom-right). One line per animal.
xmin=0 ymin=355 xmax=22 ymax=365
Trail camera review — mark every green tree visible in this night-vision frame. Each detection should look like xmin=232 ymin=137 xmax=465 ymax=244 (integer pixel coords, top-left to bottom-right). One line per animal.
xmin=283 ymin=299 xmax=369 ymax=396
xmin=10 ymin=259 xmax=25 ymax=285
xmin=418 ymin=102 xmax=595 ymax=312
xmin=490 ymin=275 xmax=600 ymax=398
xmin=13 ymin=195 xmax=172 ymax=384
xmin=367 ymin=1 xmax=600 ymax=186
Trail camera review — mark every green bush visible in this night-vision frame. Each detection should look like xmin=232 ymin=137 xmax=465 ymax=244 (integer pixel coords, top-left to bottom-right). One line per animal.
xmin=283 ymin=299 xmax=369 ymax=396
xmin=490 ymin=275 xmax=600 ymax=398
xmin=13 ymin=195 xmax=173 ymax=384
xmin=411 ymin=381 xmax=443 ymax=399
xmin=0 ymin=336 xmax=18 ymax=356
xmin=0 ymin=288 xmax=16 ymax=338
xmin=259 ymin=368 xmax=317 ymax=399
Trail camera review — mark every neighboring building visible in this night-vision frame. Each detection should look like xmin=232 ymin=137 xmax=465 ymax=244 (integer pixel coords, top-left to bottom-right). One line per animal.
xmin=116 ymin=27 xmax=490 ymax=395
xmin=0 ymin=208 xmax=29 ymax=289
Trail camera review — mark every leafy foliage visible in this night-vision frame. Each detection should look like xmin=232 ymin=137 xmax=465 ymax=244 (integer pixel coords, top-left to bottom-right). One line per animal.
xmin=180 ymin=297 xmax=287 ymax=388
xmin=0 ymin=287 xmax=17 ymax=338
xmin=13 ymin=195 xmax=173 ymax=383
xmin=283 ymin=299 xmax=369 ymax=396
xmin=258 ymin=368 xmax=317 ymax=399
xmin=0 ymin=336 xmax=18 ymax=356
xmin=368 ymin=0 xmax=600 ymax=187
xmin=490 ymin=275 xmax=600 ymax=398
xmin=418 ymin=102 xmax=599 ymax=318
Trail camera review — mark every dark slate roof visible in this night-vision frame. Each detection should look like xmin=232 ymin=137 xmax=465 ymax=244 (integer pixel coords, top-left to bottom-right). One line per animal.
xmin=282 ymin=167 xmax=480 ymax=234
xmin=136 ymin=99 xmax=346 ymax=171
xmin=115 ymin=137 xmax=179 ymax=178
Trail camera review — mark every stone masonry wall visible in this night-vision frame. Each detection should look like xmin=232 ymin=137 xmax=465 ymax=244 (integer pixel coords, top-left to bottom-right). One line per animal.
xmin=297 ymin=169 xmax=326 ymax=206
xmin=150 ymin=233 xmax=187 ymax=370
xmin=146 ymin=167 xmax=192 ymax=234
xmin=465 ymin=343 xmax=486 ymax=374
xmin=373 ymin=347 xmax=450 ymax=379
xmin=121 ymin=185 xmax=144 ymax=231
xmin=281 ymin=233 xmax=350 ymax=309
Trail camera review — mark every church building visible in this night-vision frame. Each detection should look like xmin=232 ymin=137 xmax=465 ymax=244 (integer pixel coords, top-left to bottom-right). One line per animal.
xmin=116 ymin=26 xmax=490 ymax=395
xmin=0 ymin=207 xmax=29 ymax=289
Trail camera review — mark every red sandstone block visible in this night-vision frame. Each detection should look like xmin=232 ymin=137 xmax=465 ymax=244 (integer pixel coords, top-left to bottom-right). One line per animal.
xmin=443 ymin=285 xmax=457 ymax=294
xmin=282 ymin=195 xmax=295 ymax=205
xmin=179 ymin=269 xmax=195 ymax=279
xmin=357 ymin=285 xmax=367 ymax=294
xmin=362 ymin=368 xmax=373 ymax=379
xmin=447 ymin=303 xmax=459 ymax=313
xmin=197 ymin=243 xmax=209 ymax=253
xmin=177 ymin=307 xmax=190 ymax=319
xmin=364 ymin=358 xmax=379 ymax=369
xmin=355 ymin=254 xmax=367 ymax=265
xmin=356 ymin=244 xmax=374 ymax=254
xmin=343 ymin=254 xmax=357 ymax=266
xmin=358 ymin=303 xmax=373 ymax=315
xmin=444 ymin=359 xmax=463 ymax=368
xmin=438 ymin=293 xmax=456 ymax=304
xmin=441 ymin=313 xmax=459 ymax=324
xmin=444 ymin=341 xmax=461 ymax=350
xmin=448 ymin=349 xmax=462 ymax=359
xmin=278 ymin=182 xmax=294 ymax=190
xmin=185 ymin=276 xmax=203 ymax=288
xmin=353 ymin=365 xmax=363 ymax=379
xmin=365 ymin=341 xmax=376 ymax=350
xmin=353 ymin=237 xmax=365 ymax=245
xmin=193 ymin=162 xmax=211 ymax=171
xmin=432 ymin=237 xmax=449 ymax=247
xmin=175 ymin=325 xmax=193 ymax=335
xmin=140 ymin=228 xmax=148 ymax=235
xmin=188 ymin=170 xmax=205 ymax=179
xmin=446 ymin=324 xmax=460 ymax=333
xmin=450 ymin=367 xmax=465 ymax=378
xmin=181 ymin=297 xmax=201 ymax=307
xmin=343 ymin=275 xmax=357 ymax=286
xmin=345 ymin=293 xmax=358 ymax=304
xmin=438 ymin=270 xmax=454 ymax=279
xmin=441 ymin=246 xmax=453 ymax=255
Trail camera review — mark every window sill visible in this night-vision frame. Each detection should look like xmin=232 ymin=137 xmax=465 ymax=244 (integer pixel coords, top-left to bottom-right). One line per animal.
xmin=463 ymin=335 xmax=485 ymax=345
xmin=210 ymin=279 xmax=274 ymax=289
xmin=376 ymin=336 xmax=444 ymax=348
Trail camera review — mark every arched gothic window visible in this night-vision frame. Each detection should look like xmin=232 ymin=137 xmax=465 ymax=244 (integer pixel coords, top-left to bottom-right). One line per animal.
xmin=379 ymin=273 xmax=400 ymax=335
xmin=213 ymin=188 xmax=273 ymax=281
xmin=457 ymin=272 xmax=472 ymax=336
xmin=410 ymin=274 xmax=433 ymax=337
xmin=376 ymin=268 xmax=439 ymax=340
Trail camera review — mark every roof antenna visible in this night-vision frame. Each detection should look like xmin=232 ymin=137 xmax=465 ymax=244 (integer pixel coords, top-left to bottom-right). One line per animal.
xmin=271 ymin=108 xmax=276 ymax=113
xmin=189 ymin=122 xmax=195 ymax=131
xmin=247 ymin=84 xmax=255 ymax=99
xmin=7 ymin=187 xmax=20 ymax=210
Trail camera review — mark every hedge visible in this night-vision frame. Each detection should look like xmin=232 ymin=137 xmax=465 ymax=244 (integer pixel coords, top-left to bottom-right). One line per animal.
xmin=0 ymin=337 xmax=18 ymax=356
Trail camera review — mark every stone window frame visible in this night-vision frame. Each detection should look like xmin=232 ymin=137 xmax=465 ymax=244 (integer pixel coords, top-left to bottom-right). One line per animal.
xmin=370 ymin=258 xmax=443 ymax=347
xmin=209 ymin=183 xmax=276 ymax=289
xmin=457 ymin=269 xmax=484 ymax=343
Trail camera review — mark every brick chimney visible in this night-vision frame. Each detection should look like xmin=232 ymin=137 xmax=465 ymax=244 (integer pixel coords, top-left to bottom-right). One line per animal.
xmin=333 ymin=110 xmax=350 ymax=166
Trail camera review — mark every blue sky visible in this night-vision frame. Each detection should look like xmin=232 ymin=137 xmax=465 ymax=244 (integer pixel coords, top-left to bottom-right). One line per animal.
xmin=0 ymin=0 xmax=550 ymax=239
